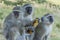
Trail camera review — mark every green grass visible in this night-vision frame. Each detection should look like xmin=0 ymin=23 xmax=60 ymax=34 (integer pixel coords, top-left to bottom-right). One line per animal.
xmin=47 ymin=0 xmax=60 ymax=5
xmin=34 ymin=6 xmax=52 ymax=18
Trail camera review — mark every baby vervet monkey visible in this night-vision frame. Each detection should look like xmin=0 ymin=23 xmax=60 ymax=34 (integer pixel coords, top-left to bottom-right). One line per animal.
xmin=23 ymin=18 xmax=40 ymax=40
xmin=19 ymin=18 xmax=39 ymax=40
xmin=33 ymin=13 xmax=54 ymax=40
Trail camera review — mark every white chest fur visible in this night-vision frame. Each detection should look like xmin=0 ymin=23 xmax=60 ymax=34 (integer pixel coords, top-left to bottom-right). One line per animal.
xmin=44 ymin=24 xmax=53 ymax=35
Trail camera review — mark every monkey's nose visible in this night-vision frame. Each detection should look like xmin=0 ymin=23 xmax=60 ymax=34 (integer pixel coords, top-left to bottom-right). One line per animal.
xmin=26 ymin=7 xmax=32 ymax=15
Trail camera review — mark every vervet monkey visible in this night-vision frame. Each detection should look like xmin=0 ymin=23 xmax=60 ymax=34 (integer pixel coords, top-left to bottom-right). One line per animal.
xmin=3 ymin=6 xmax=24 ymax=40
xmin=33 ymin=13 xmax=54 ymax=40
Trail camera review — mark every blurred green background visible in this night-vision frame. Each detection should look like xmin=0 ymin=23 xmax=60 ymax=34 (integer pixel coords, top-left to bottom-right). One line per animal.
xmin=0 ymin=0 xmax=60 ymax=40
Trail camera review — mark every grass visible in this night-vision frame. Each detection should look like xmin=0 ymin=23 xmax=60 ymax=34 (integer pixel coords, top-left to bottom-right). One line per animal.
xmin=47 ymin=0 xmax=60 ymax=5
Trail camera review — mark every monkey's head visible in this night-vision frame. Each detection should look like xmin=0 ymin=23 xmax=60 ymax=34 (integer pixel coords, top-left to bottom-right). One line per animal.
xmin=23 ymin=4 xmax=34 ymax=17
xmin=41 ymin=13 xmax=54 ymax=25
xmin=12 ymin=6 xmax=24 ymax=18
xmin=24 ymin=18 xmax=39 ymax=35
xmin=25 ymin=26 xmax=35 ymax=35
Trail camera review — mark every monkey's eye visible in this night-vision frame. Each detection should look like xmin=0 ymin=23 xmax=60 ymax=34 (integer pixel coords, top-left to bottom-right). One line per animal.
xmin=13 ymin=11 xmax=19 ymax=18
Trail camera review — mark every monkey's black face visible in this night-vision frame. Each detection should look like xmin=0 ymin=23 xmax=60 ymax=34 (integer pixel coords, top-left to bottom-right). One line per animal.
xmin=47 ymin=16 xmax=54 ymax=23
xmin=25 ymin=7 xmax=32 ymax=15
xmin=41 ymin=14 xmax=54 ymax=25
xmin=25 ymin=26 xmax=35 ymax=35
xmin=23 ymin=4 xmax=33 ymax=16
xmin=26 ymin=27 xmax=34 ymax=34
xmin=13 ymin=11 xmax=19 ymax=18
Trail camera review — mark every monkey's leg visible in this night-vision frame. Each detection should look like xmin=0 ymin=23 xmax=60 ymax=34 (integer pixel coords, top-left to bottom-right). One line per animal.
xmin=43 ymin=34 xmax=50 ymax=40
xmin=8 ymin=27 xmax=20 ymax=40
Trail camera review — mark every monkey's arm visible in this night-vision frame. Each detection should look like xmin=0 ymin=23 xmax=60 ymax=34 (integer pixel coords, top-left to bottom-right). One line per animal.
xmin=3 ymin=14 xmax=16 ymax=39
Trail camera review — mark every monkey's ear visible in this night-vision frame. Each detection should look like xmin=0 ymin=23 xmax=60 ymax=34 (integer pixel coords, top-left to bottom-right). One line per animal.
xmin=23 ymin=4 xmax=33 ymax=15
xmin=41 ymin=17 xmax=44 ymax=22
xmin=13 ymin=11 xmax=19 ymax=18
xmin=33 ymin=18 xmax=40 ymax=28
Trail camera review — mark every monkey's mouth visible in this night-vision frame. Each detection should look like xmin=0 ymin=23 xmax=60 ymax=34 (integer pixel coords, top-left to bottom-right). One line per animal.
xmin=26 ymin=29 xmax=34 ymax=34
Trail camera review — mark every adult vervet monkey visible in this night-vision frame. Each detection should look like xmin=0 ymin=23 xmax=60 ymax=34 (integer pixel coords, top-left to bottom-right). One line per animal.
xmin=3 ymin=6 xmax=24 ymax=40
xmin=33 ymin=13 xmax=54 ymax=40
